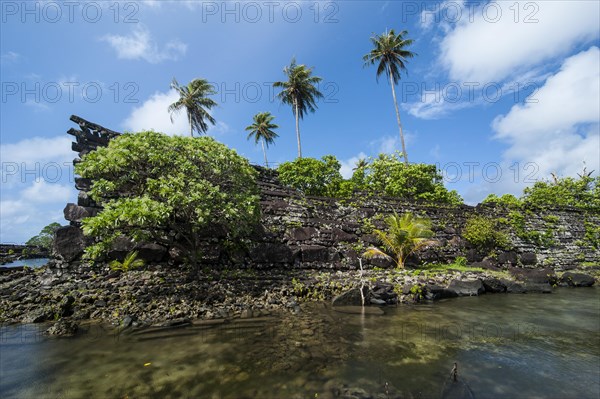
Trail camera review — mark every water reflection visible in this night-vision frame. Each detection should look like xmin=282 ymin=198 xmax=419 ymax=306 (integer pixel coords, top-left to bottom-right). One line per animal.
xmin=1 ymin=287 xmax=598 ymax=398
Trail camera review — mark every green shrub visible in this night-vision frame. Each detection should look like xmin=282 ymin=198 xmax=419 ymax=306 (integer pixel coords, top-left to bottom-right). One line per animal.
xmin=277 ymin=155 xmax=343 ymax=197
xmin=462 ymin=215 xmax=509 ymax=250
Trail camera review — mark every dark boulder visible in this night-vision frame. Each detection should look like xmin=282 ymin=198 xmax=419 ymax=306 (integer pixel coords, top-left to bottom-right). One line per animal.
xmin=447 ymin=279 xmax=485 ymax=296
xmin=498 ymin=251 xmax=518 ymax=265
xmin=52 ymin=225 xmax=86 ymax=262
xmin=63 ymin=203 xmax=98 ymax=223
xmin=482 ymin=277 xmax=507 ymax=293
xmin=331 ymin=228 xmax=358 ymax=243
xmin=509 ymin=267 xmax=557 ymax=285
xmin=46 ymin=319 xmax=78 ymax=336
xmin=250 ymin=243 xmax=294 ymax=264
xmin=424 ymin=284 xmax=459 ymax=300
xmin=287 ymin=227 xmax=318 ymax=241
xmin=300 ymin=245 xmax=329 ymax=263
xmin=107 ymin=236 xmax=135 ymax=261
xmin=560 ymin=272 xmax=595 ymax=287
xmin=332 ymin=286 xmax=369 ymax=307
xmin=59 ymin=295 xmax=75 ymax=317
xmin=136 ymin=243 xmax=166 ymax=263
xmin=520 ymin=252 xmax=537 ymax=266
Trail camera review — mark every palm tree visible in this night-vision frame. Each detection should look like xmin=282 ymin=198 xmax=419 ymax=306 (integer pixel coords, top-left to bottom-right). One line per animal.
xmin=273 ymin=58 xmax=323 ymax=158
xmin=168 ymin=78 xmax=217 ymax=137
xmin=245 ymin=112 xmax=279 ymax=167
xmin=363 ymin=212 xmax=434 ymax=269
xmin=363 ymin=29 xmax=416 ymax=164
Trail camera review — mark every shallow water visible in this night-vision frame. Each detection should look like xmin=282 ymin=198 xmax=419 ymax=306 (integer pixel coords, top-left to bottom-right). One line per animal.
xmin=1 ymin=258 xmax=49 ymax=268
xmin=1 ymin=287 xmax=599 ymax=399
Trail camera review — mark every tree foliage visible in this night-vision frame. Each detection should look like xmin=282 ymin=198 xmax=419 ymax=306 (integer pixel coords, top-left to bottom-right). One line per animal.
xmin=363 ymin=29 xmax=416 ymax=164
xmin=277 ymin=152 xmax=462 ymax=205
xmin=245 ymin=112 xmax=279 ymax=167
xmin=277 ymin=156 xmax=342 ymax=197
xmin=362 ymin=212 xmax=434 ymax=269
xmin=481 ymin=174 xmax=599 ymax=210
xmin=168 ymin=78 xmax=217 ymax=136
xmin=522 ymin=175 xmax=599 ymax=209
xmin=76 ymin=131 xmax=260 ymax=266
xmin=273 ymin=58 xmax=323 ymax=158
xmin=26 ymin=222 xmax=62 ymax=250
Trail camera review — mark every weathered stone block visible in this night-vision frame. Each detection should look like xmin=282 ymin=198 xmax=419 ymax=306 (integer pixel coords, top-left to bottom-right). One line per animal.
xmin=52 ymin=225 xmax=86 ymax=262
xmin=520 ymin=252 xmax=537 ymax=266
xmin=300 ymin=245 xmax=329 ymax=262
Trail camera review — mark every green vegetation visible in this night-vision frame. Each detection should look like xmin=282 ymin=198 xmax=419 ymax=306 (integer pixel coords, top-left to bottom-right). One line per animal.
xmin=245 ymin=112 xmax=279 ymax=167
xmin=506 ymin=210 xmax=555 ymax=247
xmin=109 ymin=251 xmax=145 ymax=272
xmin=462 ymin=215 xmax=509 ymax=251
xmin=277 ymin=156 xmax=342 ymax=197
xmin=277 ymin=152 xmax=462 ymax=204
xmin=363 ymin=29 xmax=416 ymax=164
xmin=26 ymin=222 xmax=62 ymax=250
xmin=76 ymin=131 xmax=260 ymax=267
xmin=363 ymin=212 xmax=434 ymax=269
xmin=482 ymin=173 xmax=599 ymax=210
xmin=168 ymin=78 xmax=217 ymax=137
xmin=583 ymin=220 xmax=600 ymax=249
xmin=273 ymin=58 xmax=323 ymax=158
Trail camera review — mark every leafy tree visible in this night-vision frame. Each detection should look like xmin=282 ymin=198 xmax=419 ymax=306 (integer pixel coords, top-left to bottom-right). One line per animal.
xmin=521 ymin=174 xmax=599 ymax=209
xmin=363 ymin=29 xmax=416 ymax=164
xmin=366 ymin=152 xmax=462 ymax=205
xmin=273 ymin=58 xmax=323 ymax=158
xmin=245 ymin=112 xmax=279 ymax=167
xmin=277 ymin=155 xmax=342 ymax=197
xmin=26 ymin=222 xmax=62 ymax=250
xmin=168 ymin=78 xmax=217 ymax=137
xmin=363 ymin=212 xmax=434 ymax=269
xmin=109 ymin=251 xmax=145 ymax=272
xmin=76 ymin=131 xmax=260 ymax=267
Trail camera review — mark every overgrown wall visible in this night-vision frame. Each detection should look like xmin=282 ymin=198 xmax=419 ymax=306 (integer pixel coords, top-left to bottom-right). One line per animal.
xmin=52 ymin=116 xmax=600 ymax=273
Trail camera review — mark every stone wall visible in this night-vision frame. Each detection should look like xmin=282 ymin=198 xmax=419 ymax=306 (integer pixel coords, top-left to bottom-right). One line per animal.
xmin=53 ymin=116 xmax=600 ymax=272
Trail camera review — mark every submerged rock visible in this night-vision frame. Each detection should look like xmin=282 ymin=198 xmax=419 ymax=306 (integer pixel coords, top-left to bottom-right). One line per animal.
xmin=46 ymin=319 xmax=78 ymax=336
xmin=332 ymin=286 xmax=369 ymax=307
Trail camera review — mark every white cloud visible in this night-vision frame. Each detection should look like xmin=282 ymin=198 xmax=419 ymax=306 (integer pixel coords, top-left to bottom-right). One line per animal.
xmin=123 ymin=89 xmax=227 ymax=136
xmin=492 ymin=46 xmax=600 ymax=184
xmin=339 ymin=152 xmax=367 ymax=179
xmin=101 ymin=26 xmax=187 ymax=63
xmin=439 ymin=1 xmax=599 ymax=82
xmin=0 ymin=136 xmax=77 ymax=243
xmin=21 ymin=180 xmax=73 ymax=204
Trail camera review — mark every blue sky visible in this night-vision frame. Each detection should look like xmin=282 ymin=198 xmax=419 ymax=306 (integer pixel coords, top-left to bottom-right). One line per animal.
xmin=1 ymin=0 xmax=599 ymax=243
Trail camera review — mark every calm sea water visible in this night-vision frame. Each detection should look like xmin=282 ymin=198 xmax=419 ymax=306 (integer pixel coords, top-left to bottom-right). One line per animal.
xmin=1 ymin=258 xmax=49 ymax=268
xmin=1 ymin=287 xmax=598 ymax=399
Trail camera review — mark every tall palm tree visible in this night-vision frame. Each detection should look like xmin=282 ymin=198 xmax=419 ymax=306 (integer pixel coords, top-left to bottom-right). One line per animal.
xmin=363 ymin=212 xmax=434 ymax=269
xmin=245 ymin=112 xmax=279 ymax=167
xmin=363 ymin=29 xmax=416 ymax=164
xmin=273 ymin=58 xmax=323 ymax=158
xmin=168 ymin=78 xmax=217 ymax=137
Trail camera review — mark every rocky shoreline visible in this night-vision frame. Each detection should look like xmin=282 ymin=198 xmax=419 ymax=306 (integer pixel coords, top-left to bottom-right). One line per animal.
xmin=1 ymin=262 xmax=597 ymax=337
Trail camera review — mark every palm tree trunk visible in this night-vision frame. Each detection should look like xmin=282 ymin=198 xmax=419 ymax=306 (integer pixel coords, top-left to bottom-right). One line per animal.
xmin=190 ymin=120 xmax=193 ymax=137
xmin=294 ymin=100 xmax=302 ymax=158
xmin=261 ymin=138 xmax=268 ymax=167
xmin=388 ymin=70 xmax=408 ymax=164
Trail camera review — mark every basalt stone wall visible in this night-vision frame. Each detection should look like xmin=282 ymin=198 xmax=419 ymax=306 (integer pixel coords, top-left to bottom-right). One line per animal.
xmin=52 ymin=116 xmax=600 ymax=273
